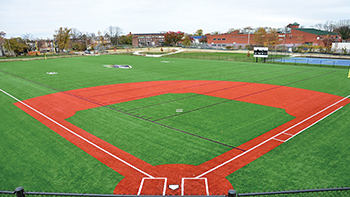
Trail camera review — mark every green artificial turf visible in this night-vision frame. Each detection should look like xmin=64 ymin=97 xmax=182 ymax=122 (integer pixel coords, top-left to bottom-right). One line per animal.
xmin=0 ymin=54 xmax=349 ymax=193
xmin=0 ymin=87 xmax=123 ymax=193
xmin=227 ymin=103 xmax=350 ymax=193
xmin=67 ymin=93 xmax=294 ymax=165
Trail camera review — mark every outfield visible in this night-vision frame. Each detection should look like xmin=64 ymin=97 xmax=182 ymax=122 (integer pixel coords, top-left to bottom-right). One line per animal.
xmin=0 ymin=54 xmax=350 ymax=194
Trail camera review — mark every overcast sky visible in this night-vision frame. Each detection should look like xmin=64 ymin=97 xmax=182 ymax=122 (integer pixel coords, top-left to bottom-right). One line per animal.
xmin=1 ymin=0 xmax=349 ymax=39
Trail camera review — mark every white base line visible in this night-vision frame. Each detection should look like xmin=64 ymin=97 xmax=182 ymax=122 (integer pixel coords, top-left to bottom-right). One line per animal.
xmin=196 ymin=94 xmax=349 ymax=178
xmin=137 ymin=177 xmax=167 ymax=196
xmin=0 ymin=88 xmax=154 ymax=178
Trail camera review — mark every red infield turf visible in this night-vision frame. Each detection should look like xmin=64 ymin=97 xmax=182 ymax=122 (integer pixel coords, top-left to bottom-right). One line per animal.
xmin=13 ymin=80 xmax=350 ymax=195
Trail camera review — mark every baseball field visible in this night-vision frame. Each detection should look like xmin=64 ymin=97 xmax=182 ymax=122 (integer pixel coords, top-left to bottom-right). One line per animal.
xmin=0 ymin=53 xmax=349 ymax=195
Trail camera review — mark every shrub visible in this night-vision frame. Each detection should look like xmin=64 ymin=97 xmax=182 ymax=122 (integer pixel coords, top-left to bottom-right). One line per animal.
xmin=342 ymin=47 xmax=348 ymax=54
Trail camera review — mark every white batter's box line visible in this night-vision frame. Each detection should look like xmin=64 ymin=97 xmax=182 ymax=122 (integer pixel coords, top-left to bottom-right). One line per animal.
xmin=272 ymin=138 xmax=286 ymax=143
xmin=137 ymin=177 xmax=167 ymax=196
xmin=181 ymin=177 xmax=209 ymax=196
xmin=283 ymin=132 xmax=294 ymax=136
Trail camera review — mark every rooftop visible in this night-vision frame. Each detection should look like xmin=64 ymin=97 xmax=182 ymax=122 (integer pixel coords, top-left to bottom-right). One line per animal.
xmin=293 ymin=28 xmax=339 ymax=36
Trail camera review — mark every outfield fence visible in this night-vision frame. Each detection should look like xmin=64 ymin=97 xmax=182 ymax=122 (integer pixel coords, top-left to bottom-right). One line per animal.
xmin=1 ymin=187 xmax=350 ymax=197
xmin=150 ymin=51 xmax=350 ymax=68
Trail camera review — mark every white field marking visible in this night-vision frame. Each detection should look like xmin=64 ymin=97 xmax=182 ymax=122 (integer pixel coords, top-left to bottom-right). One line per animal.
xmin=181 ymin=177 xmax=209 ymax=196
xmin=137 ymin=177 xmax=167 ymax=196
xmin=285 ymin=106 xmax=343 ymax=143
xmin=196 ymin=94 xmax=350 ymax=178
xmin=0 ymin=88 xmax=154 ymax=178
xmin=273 ymin=138 xmax=285 ymax=143
xmin=169 ymin=184 xmax=179 ymax=190
xmin=283 ymin=132 xmax=294 ymax=136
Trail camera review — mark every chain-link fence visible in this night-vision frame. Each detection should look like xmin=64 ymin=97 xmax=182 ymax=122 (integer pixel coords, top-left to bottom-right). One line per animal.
xmin=1 ymin=187 xmax=350 ymax=197
xmin=164 ymin=51 xmax=350 ymax=68
xmin=228 ymin=188 xmax=350 ymax=196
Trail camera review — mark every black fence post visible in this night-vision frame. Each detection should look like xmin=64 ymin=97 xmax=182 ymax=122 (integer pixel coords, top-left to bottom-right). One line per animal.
xmin=15 ymin=187 xmax=25 ymax=197
xmin=228 ymin=189 xmax=237 ymax=197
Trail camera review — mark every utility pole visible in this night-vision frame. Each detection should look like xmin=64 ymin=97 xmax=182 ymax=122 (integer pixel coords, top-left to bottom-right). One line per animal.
xmin=7 ymin=39 xmax=13 ymax=57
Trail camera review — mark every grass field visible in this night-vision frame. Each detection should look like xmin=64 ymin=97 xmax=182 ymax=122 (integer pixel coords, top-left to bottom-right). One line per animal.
xmin=0 ymin=53 xmax=350 ymax=194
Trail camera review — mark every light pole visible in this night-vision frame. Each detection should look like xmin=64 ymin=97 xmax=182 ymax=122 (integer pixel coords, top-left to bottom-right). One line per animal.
xmin=247 ymin=29 xmax=251 ymax=46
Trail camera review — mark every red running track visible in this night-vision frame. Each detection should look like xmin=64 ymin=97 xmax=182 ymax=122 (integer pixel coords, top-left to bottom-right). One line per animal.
xmin=13 ymin=80 xmax=350 ymax=195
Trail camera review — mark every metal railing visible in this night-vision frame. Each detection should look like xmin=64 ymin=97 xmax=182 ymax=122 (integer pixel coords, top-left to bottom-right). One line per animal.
xmin=1 ymin=187 xmax=350 ymax=197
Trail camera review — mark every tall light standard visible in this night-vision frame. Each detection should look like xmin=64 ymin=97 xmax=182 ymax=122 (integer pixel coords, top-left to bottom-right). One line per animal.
xmin=248 ymin=30 xmax=251 ymax=46
xmin=244 ymin=26 xmax=252 ymax=48
xmin=284 ymin=23 xmax=292 ymax=57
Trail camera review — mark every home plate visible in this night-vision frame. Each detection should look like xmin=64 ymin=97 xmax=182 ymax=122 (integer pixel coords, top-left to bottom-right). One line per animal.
xmin=169 ymin=184 xmax=179 ymax=190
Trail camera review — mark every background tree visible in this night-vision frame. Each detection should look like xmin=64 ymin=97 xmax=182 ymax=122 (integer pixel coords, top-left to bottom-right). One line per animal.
xmin=70 ymin=28 xmax=82 ymax=50
xmin=199 ymin=35 xmax=207 ymax=43
xmin=182 ymin=35 xmax=193 ymax=47
xmin=227 ymin=28 xmax=239 ymax=34
xmin=3 ymin=37 xmax=29 ymax=56
xmin=314 ymin=21 xmax=336 ymax=32
xmin=105 ymin=26 xmax=122 ymax=46
xmin=97 ymin=31 xmax=105 ymax=46
xmin=265 ymin=28 xmax=279 ymax=48
xmin=194 ymin=29 xmax=203 ymax=36
xmin=253 ymin=28 xmax=279 ymax=48
xmin=211 ymin=31 xmax=220 ymax=35
xmin=335 ymin=20 xmax=350 ymax=40
xmin=21 ymin=33 xmax=35 ymax=51
xmin=119 ymin=34 xmax=132 ymax=45
xmin=95 ymin=31 xmax=107 ymax=52
xmin=86 ymin=33 xmax=96 ymax=50
xmin=53 ymin=27 xmax=72 ymax=52
xmin=164 ymin=31 xmax=184 ymax=46
xmin=253 ymin=28 xmax=267 ymax=46
xmin=322 ymin=34 xmax=335 ymax=50
xmin=79 ymin=31 xmax=96 ymax=51
xmin=21 ymin=33 xmax=33 ymax=41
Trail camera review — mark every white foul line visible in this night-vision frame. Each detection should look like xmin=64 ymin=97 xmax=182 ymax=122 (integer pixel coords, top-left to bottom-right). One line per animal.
xmin=0 ymin=88 xmax=154 ymax=178
xmin=196 ymin=94 xmax=350 ymax=178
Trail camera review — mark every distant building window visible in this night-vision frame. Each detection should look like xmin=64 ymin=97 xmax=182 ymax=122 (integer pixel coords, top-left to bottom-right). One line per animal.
xmin=305 ymin=42 xmax=313 ymax=45
xmin=218 ymin=38 xmax=221 ymax=40
xmin=212 ymin=44 xmax=216 ymax=46
xmin=213 ymin=38 xmax=217 ymax=40
xmin=222 ymin=38 xmax=226 ymax=40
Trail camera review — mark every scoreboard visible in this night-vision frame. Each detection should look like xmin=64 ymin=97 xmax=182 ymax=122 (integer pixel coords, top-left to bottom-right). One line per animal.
xmin=253 ymin=47 xmax=268 ymax=58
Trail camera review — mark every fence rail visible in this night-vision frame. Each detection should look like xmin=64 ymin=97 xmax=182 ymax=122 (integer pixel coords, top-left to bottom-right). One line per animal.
xmin=2 ymin=187 xmax=350 ymax=197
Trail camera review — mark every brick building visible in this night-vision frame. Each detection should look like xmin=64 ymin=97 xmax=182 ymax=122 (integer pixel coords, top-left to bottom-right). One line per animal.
xmin=207 ymin=23 xmax=341 ymax=49
xmin=132 ymin=33 xmax=165 ymax=47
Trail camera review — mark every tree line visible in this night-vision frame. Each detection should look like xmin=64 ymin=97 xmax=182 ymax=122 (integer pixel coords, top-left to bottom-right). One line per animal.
xmin=1 ymin=20 xmax=349 ymax=56
xmin=53 ymin=26 xmax=133 ymax=52
xmin=0 ymin=26 xmax=133 ymax=56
